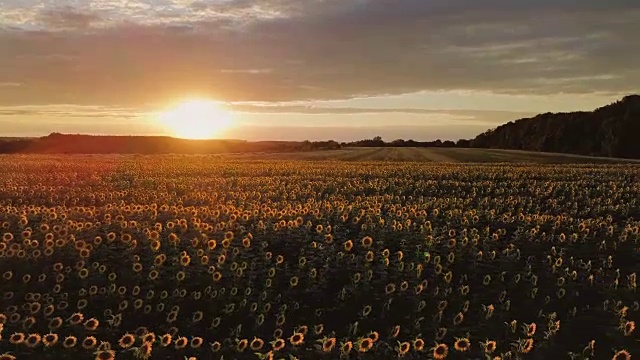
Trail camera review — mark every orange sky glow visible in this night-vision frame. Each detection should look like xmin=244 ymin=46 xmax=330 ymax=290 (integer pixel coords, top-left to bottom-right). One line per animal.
xmin=1 ymin=0 xmax=637 ymax=140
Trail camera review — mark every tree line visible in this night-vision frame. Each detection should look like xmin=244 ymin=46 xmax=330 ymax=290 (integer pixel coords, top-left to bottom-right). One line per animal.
xmin=1 ymin=95 xmax=637 ymax=158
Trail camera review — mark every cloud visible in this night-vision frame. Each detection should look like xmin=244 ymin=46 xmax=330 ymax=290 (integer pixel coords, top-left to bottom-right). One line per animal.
xmin=0 ymin=104 xmax=146 ymax=119
xmin=232 ymin=104 xmax=536 ymax=123
xmin=37 ymin=6 xmax=103 ymax=30
xmin=0 ymin=0 xmax=638 ymax=106
xmin=0 ymin=103 xmax=535 ymax=127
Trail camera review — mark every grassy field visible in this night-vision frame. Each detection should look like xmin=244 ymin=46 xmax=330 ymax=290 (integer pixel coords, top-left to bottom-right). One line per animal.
xmin=0 ymin=156 xmax=638 ymax=360
xmin=223 ymin=147 xmax=640 ymax=163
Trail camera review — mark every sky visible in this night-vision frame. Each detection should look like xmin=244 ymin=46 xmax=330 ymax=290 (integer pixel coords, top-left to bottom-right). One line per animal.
xmin=0 ymin=0 xmax=639 ymax=141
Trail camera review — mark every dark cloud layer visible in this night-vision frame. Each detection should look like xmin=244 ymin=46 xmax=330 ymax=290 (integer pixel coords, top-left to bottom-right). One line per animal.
xmin=0 ymin=0 xmax=638 ymax=106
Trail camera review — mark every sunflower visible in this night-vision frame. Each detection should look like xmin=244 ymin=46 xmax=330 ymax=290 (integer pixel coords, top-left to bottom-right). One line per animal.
xmin=520 ymin=338 xmax=534 ymax=354
xmin=25 ymin=333 xmax=41 ymax=348
xmin=236 ymin=339 xmax=248 ymax=352
xmin=153 ymin=254 xmax=165 ymax=266
xmin=391 ymin=325 xmax=401 ymax=338
xmin=191 ymin=337 xmax=204 ymax=348
xmin=444 ymin=271 xmax=453 ymax=283
xmin=322 ymin=337 xmax=336 ymax=352
xmin=324 ymin=233 xmax=334 ymax=243
xmin=344 ymin=240 xmax=353 ymax=252
xmin=413 ymin=338 xmax=425 ymax=351
xmin=180 ymin=254 xmax=191 ymax=266
xmin=623 ymin=321 xmax=635 ymax=336
xmin=94 ymin=350 xmax=116 ymax=360
xmin=43 ymin=333 xmax=59 ymax=347
xmin=154 ymin=333 xmax=171 ymax=347
xmin=119 ymin=333 xmax=136 ymax=349
xmin=0 ymin=354 xmax=16 ymax=360
xmin=142 ymin=333 xmax=156 ymax=344
xmin=453 ymin=312 xmax=464 ymax=326
xmin=484 ymin=340 xmax=497 ymax=353
xmin=362 ymin=236 xmax=373 ymax=247
xmin=454 ymin=337 xmax=470 ymax=352
xmin=9 ymin=333 xmax=25 ymax=345
xmin=77 ymin=299 xmax=88 ymax=310
xmin=432 ymin=343 xmax=449 ymax=359
xmin=358 ymin=338 xmax=373 ymax=353
xmin=176 ymin=271 xmax=186 ymax=281
xmin=272 ymin=338 xmax=285 ymax=351
xmin=138 ymin=342 xmax=152 ymax=358
xmin=398 ymin=341 xmax=411 ymax=355
xmin=192 ymin=311 xmax=204 ymax=323
xmin=526 ymin=323 xmax=536 ymax=337
xmin=435 ymin=327 xmax=448 ymax=341
xmin=68 ymin=312 xmax=84 ymax=325
xmin=313 ymin=324 xmax=324 ymax=335
xmin=97 ymin=341 xmax=112 ymax=351
xmin=250 ymin=337 xmax=264 ymax=351
xmin=23 ymin=316 xmax=36 ymax=329
xmin=365 ymin=251 xmax=374 ymax=262
xmin=172 ymin=336 xmax=187 ymax=349
xmin=210 ymin=341 xmax=222 ymax=352
xmin=8 ymin=312 xmax=19 ymax=324
xmin=612 ymin=349 xmax=631 ymax=360
xmin=84 ymin=318 xmax=99 ymax=331
xmin=63 ymin=336 xmax=77 ymax=348
xmin=341 ymin=341 xmax=353 ymax=354
xmin=368 ymin=331 xmax=379 ymax=343
xmin=82 ymin=336 xmax=98 ymax=350
xmin=288 ymin=332 xmax=304 ymax=346
xmin=385 ymin=283 xmax=396 ymax=295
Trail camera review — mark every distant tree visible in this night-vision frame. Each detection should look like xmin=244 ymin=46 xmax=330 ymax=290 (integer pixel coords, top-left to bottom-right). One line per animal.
xmin=468 ymin=94 xmax=640 ymax=158
xmin=456 ymin=139 xmax=471 ymax=148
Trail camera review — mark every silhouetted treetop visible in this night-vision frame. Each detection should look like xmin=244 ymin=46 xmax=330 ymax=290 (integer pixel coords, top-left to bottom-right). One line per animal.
xmin=469 ymin=94 xmax=640 ymax=158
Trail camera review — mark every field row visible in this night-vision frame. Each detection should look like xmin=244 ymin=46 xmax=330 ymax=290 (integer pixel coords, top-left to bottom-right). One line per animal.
xmin=220 ymin=147 xmax=640 ymax=163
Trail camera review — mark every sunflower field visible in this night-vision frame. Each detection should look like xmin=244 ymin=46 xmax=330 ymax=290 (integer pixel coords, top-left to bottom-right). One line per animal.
xmin=0 ymin=155 xmax=639 ymax=360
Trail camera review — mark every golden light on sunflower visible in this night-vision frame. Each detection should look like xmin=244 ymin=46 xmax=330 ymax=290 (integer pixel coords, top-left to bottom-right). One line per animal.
xmin=322 ymin=338 xmax=337 ymax=352
xmin=118 ymin=334 xmax=135 ymax=349
xmin=454 ymin=337 xmax=470 ymax=352
xmin=94 ymin=350 xmax=116 ymax=360
xmin=63 ymin=336 xmax=77 ymax=348
xmin=432 ymin=343 xmax=449 ymax=359
xmin=623 ymin=321 xmax=635 ymax=336
xmin=250 ymin=337 xmax=264 ymax=351
xmin=520 ymin=338 xmax=534 ymax=354
xmin=272 ymin=338 xmax=286 ymax=351
xmin=358 ymin=338 xmax=373 ymax=352
xmin=613 ymin=349 xmax=631 ymax=360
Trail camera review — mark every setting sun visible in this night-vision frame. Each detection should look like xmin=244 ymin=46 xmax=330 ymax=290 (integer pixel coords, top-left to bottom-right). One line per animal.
xmin=157 ymin=99 xmax=233 ymax=139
